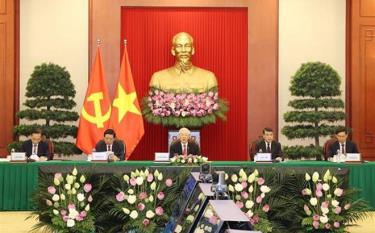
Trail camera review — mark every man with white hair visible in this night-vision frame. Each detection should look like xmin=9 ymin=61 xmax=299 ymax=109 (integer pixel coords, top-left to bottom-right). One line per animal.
xmin=169 ymin=127 xmax=200 ymax=158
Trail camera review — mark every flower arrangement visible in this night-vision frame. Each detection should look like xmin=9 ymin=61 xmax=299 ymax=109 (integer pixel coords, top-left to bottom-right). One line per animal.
xmin=226 ymin=169 xmax=273 ymax=233
xmin=192 ymin=203 xmax=222 ymax=233
xmin=142 ymin=88 xmax=228 ymax=128
xmin=34 ymin=167 xmax=95 ymax=232
xmin=111 ymin=169 xmax=176 ymax=233
xmin=170 ymin=155 xmax=208 ymax=166
xmin=301 ymin=169 xmax=369 ymax=232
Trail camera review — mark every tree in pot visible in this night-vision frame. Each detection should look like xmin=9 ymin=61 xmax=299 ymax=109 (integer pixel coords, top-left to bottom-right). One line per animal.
xmin=282 ymin=62 xmax=345 ymax=160
xmin=9 ymin=63 xmax=80 ymax=155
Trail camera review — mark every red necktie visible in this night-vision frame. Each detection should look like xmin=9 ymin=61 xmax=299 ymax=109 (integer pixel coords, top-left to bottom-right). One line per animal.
xmin=182 ymin=144 xmax=187 ymax=155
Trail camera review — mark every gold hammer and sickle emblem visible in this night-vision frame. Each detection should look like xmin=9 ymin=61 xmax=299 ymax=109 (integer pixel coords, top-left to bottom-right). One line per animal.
xmin=81 ymin=92 xmax=111 ymax=128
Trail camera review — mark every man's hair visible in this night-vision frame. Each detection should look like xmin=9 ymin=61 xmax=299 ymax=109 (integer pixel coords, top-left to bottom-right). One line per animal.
xmin=178 ymin=127 xmax=191 ymax=137
xmin=31 ymin=127 xmax=43 ymax=135
xmin=104 ymin=128 xmax=116 ymax=138
xmin=263 ymin=127 xmax=273 ymax=134
xmin=172 ymin=32 xmax=194 ymax=46
xmin=335 ymin=126 xmax=348 ymax=135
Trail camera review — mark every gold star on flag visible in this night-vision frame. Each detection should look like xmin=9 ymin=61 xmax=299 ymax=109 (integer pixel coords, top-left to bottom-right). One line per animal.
xmin=112 ymin=84 xmax=141 ymax=122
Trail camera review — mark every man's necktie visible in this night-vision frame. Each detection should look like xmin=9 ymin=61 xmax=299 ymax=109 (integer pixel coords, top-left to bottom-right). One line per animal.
xmin=341 ymin=143 xmax=345 ymax=154
xmin=33 ymin=144 xmax=37 ymax=154
xmin=107 ymin=145 xmax=111 ymax=151
xmin=266 ymin=143 xmax=271 ymax=153
xmin=182 ymin=144 xmax=187 ymax=155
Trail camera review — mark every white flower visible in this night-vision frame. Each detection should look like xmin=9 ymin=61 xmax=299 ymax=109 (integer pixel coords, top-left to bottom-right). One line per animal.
xmin=170 ymin=157 xmax=176 ymax=163
xmin=71 ymin=188 xmax=77 ymax=195
xmin=253 ymin=169 xmax=259 ymax=176
xmin=52 ymin=194 xmax=60 ymax=202
xmin=186 ymin=215 xmax=194 ymax=222
xmin=235 ymin=183 xmax=243 ymax=192
xmin=175 ymin=225 xmax=182 ymax=233
xmin=193 ymin=158 xmax=198 ymax=163
xmin=310 ymin=198 xmax=318 ymax=206
xmin=204 ymin=209 xmax=214 ymax=218
xmin=235 ymin=195 xmax=241 ymax=201
xmin=53 ymin=178 xmax=60 ymax=186
xmin=248 ymin=174 xmax=255 ymax=183
xmin=245 ymin=200 xmax=254 ymax=209
xmin=303 ymin=188 xmax=312 ymax=195
xmin=320 ymin=215 xmax=328 ymax=224
xmin=150 ymin=182 xmax=156 ymax=190
xmin=248 ymin=185 xmax=254 ymax=193
xmin=322 ymin=183 xmax=330 ymax=191
xmin=228 ymin=184 xmax=234 ymax=192
xmin=128 ymin=189 xmax=134 ymax=194
xmin=53 ymin=209 xmax=59 ymax=215
xmin=312 ymin=172 xmax=319 ymax=182
xmin=72 ymin=168 xmax=78 ymax=176
xmin=246 ymin=210 xmax=254 ymax=217
xmin=260 ymin=193 xmax=265 ymax=198
xmin=149 ymin=195 xmax=154 ymax=202
xmin=305 ymin=173 xmax=311 ymax=181
xmin=260 ymin=185 xmax=271 ymax=193
xmin=67 ymin=219 xmax=75 ymax=228
xmin=332 ymin=176 xmax=338 ymax=184
xmin=60 ymin=194 xmax=66 ymax=200
xmin=224 ymin=173 xmax=229 ymax=180
xmin=69 ymin=208 xmax=79 ymax=219
xmin=331 ymin=200 xmax=339 ymax=207
xmin=239 ymin=169 xmax=246 ymax=177
xmin=53 ymin=202 xmax=59 ymax=208
xmin=146 ymin=210 xmax=155 ymax=219
xmin=85 ymin=204 xmax=90 ymax=211
xmin=80 ymin=175 xmax=86 ymax=183
xmin=231 ymin=174 xmax=238 ymax=183
xmin=123 ymin=175 xmax=130 ymax=182
xmin=321 ymin=207 xmax=329 ymax=215
xmin=77 ymin=193 xmax=85 ymax=202
xmin=136 ymin=177 xmax=144 ymax=185
xmin=122 ymin=208 xmax=130 ymax=214
xmin=323 ymin=170 xmax=331 ymax=182
xmin=127 ymin=195 xmax=136 ymax=204
xmin=129 ymin=210 xmax=138 ymax=219
xmin=66 ymin=175 xmax=74 ymax=185
xmin=154 ymin=169 xmax=160 ymax=178
xmin=64 ymin=183 xmax=71 ymax=190
xmin=74 ymin=182 xmax=80 ymax=189
xmin=158 ymin=173 xmax=163 ymax=181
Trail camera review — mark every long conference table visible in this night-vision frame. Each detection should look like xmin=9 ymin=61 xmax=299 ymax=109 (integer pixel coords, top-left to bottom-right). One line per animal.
xmin=0 ymin=161 xmax=374 ymax=211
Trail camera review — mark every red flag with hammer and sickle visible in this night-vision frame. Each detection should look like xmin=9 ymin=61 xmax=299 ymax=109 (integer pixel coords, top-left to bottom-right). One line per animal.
xmin=109 ymin=43 xmax=144 ymax=159
xmin=76 ymin=47 xmax=112 ymax=154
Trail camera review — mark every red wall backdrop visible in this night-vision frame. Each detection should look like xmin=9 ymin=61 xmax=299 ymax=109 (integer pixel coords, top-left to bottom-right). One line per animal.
xmin=121 ymin=7 xmax=248 ymax=161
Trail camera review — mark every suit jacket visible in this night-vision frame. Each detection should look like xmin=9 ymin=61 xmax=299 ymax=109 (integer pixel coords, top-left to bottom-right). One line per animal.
xmin=328 ymin=140 xmax=359 ymax=157
xmin=95 ymin=140 xmax=125 ymax=161
xmin=255 ymin=140 xmax=283 ymax=160
xmin=21 ymin=139 xmax=49 ymax=158
xmin=169 ymin=140 xmax=200 ymax=158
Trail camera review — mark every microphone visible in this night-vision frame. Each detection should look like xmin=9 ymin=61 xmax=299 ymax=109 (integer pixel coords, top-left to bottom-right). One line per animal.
xmin=211 ymin=171 xmax=228 ymax=200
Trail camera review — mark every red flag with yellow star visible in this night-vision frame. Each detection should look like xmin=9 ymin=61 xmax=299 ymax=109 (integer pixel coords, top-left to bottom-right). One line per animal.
xmin=76 ymin=47 xmax=112 ymax=154
xmin=109 ymin=43 xmax=144 ymax=159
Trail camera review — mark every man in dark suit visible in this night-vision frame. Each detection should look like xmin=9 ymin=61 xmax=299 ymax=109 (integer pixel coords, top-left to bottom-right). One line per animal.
xmin=169 ymin=128 xmax=200 ymax=158
xmin=95 ymin=129 xmax=125 ymax=161
xmin=328 ymin=127 xmax=359 ymax=157
xmin=21 ymin=128 xmax=49 ymax=160
xmin=255 ymin=127 xmax=283 ymax=160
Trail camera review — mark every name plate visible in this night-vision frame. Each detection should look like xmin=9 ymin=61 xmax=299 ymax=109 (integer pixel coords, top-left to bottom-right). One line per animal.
xmin=92 ymin=152 xmax=108 ymax=161
xmin=345 ymin=153 xmax=361 ymax=162
xmin=254 ymin=153 xmax=272 ymax=162
xmin=154 ymin=152 xmax=170 ymax=162
xmin=11 ymin=152 xmax=26 ymax=161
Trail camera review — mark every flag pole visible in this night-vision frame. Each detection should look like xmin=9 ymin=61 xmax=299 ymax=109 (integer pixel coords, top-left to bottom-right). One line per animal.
xmin=97 ymin=38 xmax=101 ymax=47
xmin=124 ymin=39 xmax=127 ymax=47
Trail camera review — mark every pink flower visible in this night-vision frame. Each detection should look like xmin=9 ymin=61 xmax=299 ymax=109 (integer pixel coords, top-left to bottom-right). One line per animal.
xmin=257 ymin=178 xmax=265 ymax=185
xmin=325 ymin=223 xmax=331 ymax=229
xmin=80 ymin=211 xmax=87 ymax=218
xmin=334 ymin=206 xmax=342 ymax=214
xmin=301 ymin=189 xmax=308 ymax=195
xmin=165 ymin=178 xmax=173 ymax=187
xmin=54 ymin=173 xmax=62 ymax=180
xmin=241 ymin=181 xmax=247 ymax=189
xmin=334 ymin=222 xmax=340 ymax=228
xmin=303 ymin=204 xmax=310 ymax=213
xmin=116 ymin=192 xmax=125 ymax=202
xmin=48 ymin=186 xmax=56 ymax=194
xmin=137 ymin=203 xmax=145 ymax=211
xmin=313 ymin=214 xmax=320 ymax=221
xmin=46 ymin=199 xmax=52 ymax=206
xmin=75 ymin=215 xmax=84 ymax=221
xmin=236 ymin=201 xmax=244 ymax=209
xmin=143 ymin=218 xmax=150 ymax=226
xmin=157 ymin=192 xmax=165 ymax=200
xmin=130 ymin=178 xmax=137 ymax=186
xmin=316 ymin=183 xmax=323 ymax=191
xmin=84 ymin=183 xmax=92 ymax=193
xmin=335 ymin=188 xmax=344 ymax=197
xmin=262 ymin=204 xmax=270 ymax=212
xmin=155 ymin=206 xmax=164 ymax=216
xmin=256 ymin=196 xmax=263 ymax=204
xmin=88 ymin=195 xmax=93 ymax=203
xmin=147 ymin=174 xmax=154 ymax=183
xmin=139 ymin=192 xmax=147 ymax=200
xmin=68 ymin=203 xmax=75 ymax=210
xmin=60 ymin=210 xmax=67 ymax=216
xmin=253 ymin=215 xmax=259 ymax=224
xmin=313 ymin=221 xmax=319 ymax=229
xmin=209 ymin=215 xmax=218 ymax=225
xmin=63 ymin=215 xmax=69 ymax=222
xmin=344 ymin=203 xmax=351 ymax=210
xmin=315 ymin=190 xmax=323 ymax=198
xmin=241 ymin=191 xmax=249 ymax=199
xmin=321 ymin=201 xmax=329 ymax=208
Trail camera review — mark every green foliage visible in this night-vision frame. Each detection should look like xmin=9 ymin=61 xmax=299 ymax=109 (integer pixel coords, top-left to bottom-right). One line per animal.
xmin=283 ymin=146 xmax=323 ymax=160
xmin=282 ymin=62 xmax=345 ymax=159
xmin=10 ymin=63 xmax=79 ymax=155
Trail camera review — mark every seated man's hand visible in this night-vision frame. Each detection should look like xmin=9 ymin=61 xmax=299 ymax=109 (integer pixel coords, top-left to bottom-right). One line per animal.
xmin=275 ymin=157 xmax=283 ymax=162
xmin=109 ymin=154 xmax=120 ymax=161
xmin=39 ymin=156 xmax=48 ymax=162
